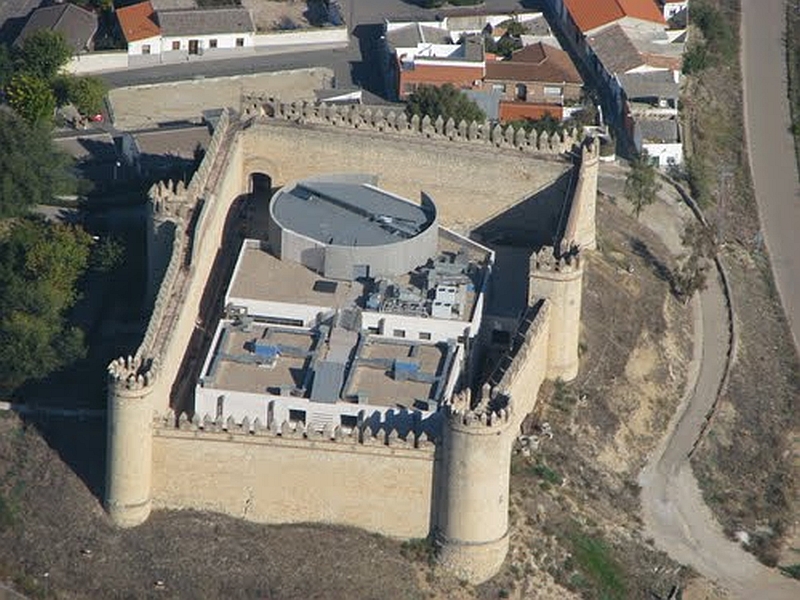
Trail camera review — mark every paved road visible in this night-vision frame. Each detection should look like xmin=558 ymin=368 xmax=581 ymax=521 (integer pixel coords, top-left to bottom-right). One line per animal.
xmin=100 ymin=46 xmax=356 ymax=89
xmin=741 ymin=0 xmax=800 ymax=351
xmin=595 ymin=163 xmax=800 ymax=598
xmin=639 ymin=275 xmax=800 ymax=599
xmin=99 ymin=0 xmax=533 ymax=91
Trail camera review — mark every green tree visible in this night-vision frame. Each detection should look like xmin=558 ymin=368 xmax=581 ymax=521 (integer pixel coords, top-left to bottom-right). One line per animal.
xmin=64 ymin=75 xmax=108 ymax=116
xmin=15 ymin=30 xmax=72 ymax=81
xmin=91 ymin=236 xmax=125 ymax=273
xmin=0 ymin=111 xmax=75 ymax=217
xmin=672 ymin=221 xmax=717 ymax=302
xmin=406 ymin=83 xmax=486 ymax=124
xmin=0 ymin=44 xmax=14 ymax=90
xmin=0 ymin=218 xmax=92 ymax=394
xmin=624 ymin=154 xmax=662 ymax=219
xmin=5 ymin=73 xmax=56 ymax=125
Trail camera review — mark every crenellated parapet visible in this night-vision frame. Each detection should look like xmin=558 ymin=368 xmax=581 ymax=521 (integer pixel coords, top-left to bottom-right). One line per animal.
xmin=530 ymin=245 xmax=581 ymax=275
xmin=106 ymin=356 xmax=156 ymax=528
xmin=154 ymin=409 xmax=438 ymax=453
xmin=529 ymin=247 xmax=584 ymax=382
xmin=240 ymin=97 xmax=581 ymax=156
xmin=107 ymin=355 xmax=155 ymax=390
xmin=560 ymin=136 xmax=600 ymax=252
xmin=442 ymin=387 xmax=512 ymax=433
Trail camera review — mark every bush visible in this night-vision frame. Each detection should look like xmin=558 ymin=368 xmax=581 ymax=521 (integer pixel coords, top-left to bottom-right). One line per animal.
xmin=406 ymin=83 xmax=486 ymax=124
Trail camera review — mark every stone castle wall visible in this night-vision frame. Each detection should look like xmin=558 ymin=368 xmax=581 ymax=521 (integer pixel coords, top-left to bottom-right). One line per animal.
xmin=150 ymin=412 xmax=437 ymax=538
xmin=241 ymin=118 xmax=570 ymax=234
xmin=106 ymin=100 xmax=598 ymax=582
xmin=489 ymin=301 xmax=553 ymax=430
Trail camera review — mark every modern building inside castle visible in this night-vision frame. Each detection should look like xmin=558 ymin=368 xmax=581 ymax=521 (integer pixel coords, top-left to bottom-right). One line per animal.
xmin=194 ymin=174 xmax=494 ymax=433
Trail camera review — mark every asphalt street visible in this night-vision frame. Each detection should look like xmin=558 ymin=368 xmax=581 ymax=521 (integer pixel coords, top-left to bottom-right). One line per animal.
xmin=741 ymin=0 xmax=800 ymax=352
xmin=99 ymin=0 xmax=538 ymax=91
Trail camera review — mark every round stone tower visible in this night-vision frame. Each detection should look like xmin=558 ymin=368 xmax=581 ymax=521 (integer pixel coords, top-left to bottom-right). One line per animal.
xmin=528 ymin=247 xmax=583 ymax=382
xmin=436 ymin=390 xmax=514 ymax=584
xmin=105 ymin=356 xmax=155 ymax=528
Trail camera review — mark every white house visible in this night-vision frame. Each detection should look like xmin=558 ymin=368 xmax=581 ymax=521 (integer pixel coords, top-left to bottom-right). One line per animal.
xmin=116 ymin=1 xmax=255 ymax=64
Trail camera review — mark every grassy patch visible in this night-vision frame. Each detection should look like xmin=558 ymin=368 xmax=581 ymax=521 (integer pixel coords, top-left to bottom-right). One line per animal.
xmin=780 ymin=563 xmax=800 ymax=580
xmin=400 ymin=536 xmax=436 ymax=565
xmin=0 ymin=493 xmax=15 ymax=530
xmin=568 ymin=531 xmax=627 ymax=600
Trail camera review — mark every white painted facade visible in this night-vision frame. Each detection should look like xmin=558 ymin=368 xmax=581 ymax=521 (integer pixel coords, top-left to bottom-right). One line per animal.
xmin=643 ymin=141 xmax=683 ymax=168
xmin=127 ymin=31 xmax=253 ymax=56
xmin=128 ymin=35 xmax=161 ymax=56
xmin=662 ymin=1 xmax=689 ymax=21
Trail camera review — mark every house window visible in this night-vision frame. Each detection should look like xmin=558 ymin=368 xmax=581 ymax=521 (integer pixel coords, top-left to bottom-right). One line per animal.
xmin=172 ymin=41 xmax=180 ymax=50
xmin=544 ymin=86 xmax=563 ymax=96
xmin=288 ymin=409 xmax=306 ymax=424
xmin=515 ymin=83 xmax=528 ymax=101
xmin=393 ymin=329 xmax=406 ymax=338
xmin=142 ymin=44 xmax=151 ymax=55
xmin=419 ymin=332 xmax=431 ymax=341
xmin=340 ymin=415 xmax=358 ymax=429
xmin=236 ymin=37 xmax=245 ymax=47
xmin=209 ymin=39 xmax=218 ymax=49
xmin=491 ymin=83 xmax=506 ymax=93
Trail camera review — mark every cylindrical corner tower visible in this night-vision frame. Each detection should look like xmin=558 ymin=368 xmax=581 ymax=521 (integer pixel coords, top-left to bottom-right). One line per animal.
xmin=105 ymin=356 xmax=154 ymax=528
xmin=529 ymin=249 xmax=583 ymax=381
xmin=436 ymin=405 xmax=514 ymax=584
xmin=572 ymin=138 xmax=600 ymax=251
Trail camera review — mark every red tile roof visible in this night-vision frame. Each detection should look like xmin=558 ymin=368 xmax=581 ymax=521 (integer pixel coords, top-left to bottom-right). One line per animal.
xmin=116 ymin=1 xmax=160 ymax=43
xmin=564 ymin=0 xmax=665 ymax=33
xmin=485 ymin=43 xmax=582 ymax=85
xmin=499 ymin=101 xmax=563 ymax=122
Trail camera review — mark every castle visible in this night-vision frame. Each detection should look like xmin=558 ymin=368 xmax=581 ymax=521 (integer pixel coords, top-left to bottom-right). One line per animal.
xmin=105 ymin=99 xmax=599 ymax=584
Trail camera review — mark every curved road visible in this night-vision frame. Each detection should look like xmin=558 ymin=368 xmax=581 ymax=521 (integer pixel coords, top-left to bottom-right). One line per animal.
xmin=640 ymin=1 xmax=800 ymax=597
xmin=741 ymin=0 xmax=800 ymax=351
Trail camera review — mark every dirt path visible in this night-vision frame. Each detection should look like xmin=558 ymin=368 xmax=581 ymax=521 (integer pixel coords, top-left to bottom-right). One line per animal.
xmin=639 ymin=275 xmax=798 ymax=599
xmin=598 ymin=163 xmax=800 ymax=597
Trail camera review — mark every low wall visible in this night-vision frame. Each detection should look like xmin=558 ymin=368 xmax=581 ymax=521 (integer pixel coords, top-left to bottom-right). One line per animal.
xmin=151 ymin=424 xmax=436 ymax=538
xmin=253 ymin=28 xmax=348 ymax=48
xmin=64 ymin=51 xmax=128 ymax=75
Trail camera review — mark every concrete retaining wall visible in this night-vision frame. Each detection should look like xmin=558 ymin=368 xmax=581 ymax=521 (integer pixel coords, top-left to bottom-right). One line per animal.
xmin=64 ymin=51 xmax=128 ymax=74
xmin=253 ymin=28 xmax=348 ymax=48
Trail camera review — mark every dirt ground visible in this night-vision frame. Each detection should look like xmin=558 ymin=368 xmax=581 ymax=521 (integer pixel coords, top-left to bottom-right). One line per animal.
xmin=241 ymin=0 xmax=310 ymax=32
xmin=108 ymin=68 xmax=333 ymax=130
xmin=680 ymin=0 xmax=800 ymax=569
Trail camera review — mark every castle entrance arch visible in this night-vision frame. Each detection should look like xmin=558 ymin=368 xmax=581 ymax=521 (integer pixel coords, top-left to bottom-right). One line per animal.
xmin=249 ymin=172 xmax=272 ymax=202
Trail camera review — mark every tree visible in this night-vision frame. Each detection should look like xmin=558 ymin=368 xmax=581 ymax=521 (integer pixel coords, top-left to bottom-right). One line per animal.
xmin=0 ymin=218 xmax=93 ymax=394
xmin=0 ymin=111 xmax=75 ymax=217
xmin=406 ymin=84 xmax=486 ymax=124
xmin=624 ymin=154 xmax=662 ymax=219
xmin=5 ymin=72 xmax=56 ymax=125
xmin=64 ymin=76 xmax=108 ymax=116
xmin=672 ymin=221 xmax=718 ymax=302
xmin=15 ymin=30 xmax=72 ymax=81
xmin=0 ymin=45 xmax=14 ymax=90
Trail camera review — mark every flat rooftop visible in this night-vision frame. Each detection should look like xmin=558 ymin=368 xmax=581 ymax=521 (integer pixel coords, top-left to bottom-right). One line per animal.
xmin=202 ymin=321 xmax=453 ymax=409
xmin=228 ymin=239 xmax=365 ymax=308
xmin=271 ymin=181 xmax=434 ymax=247
xmin=227 ymin=230 xmax=490 ymax=322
